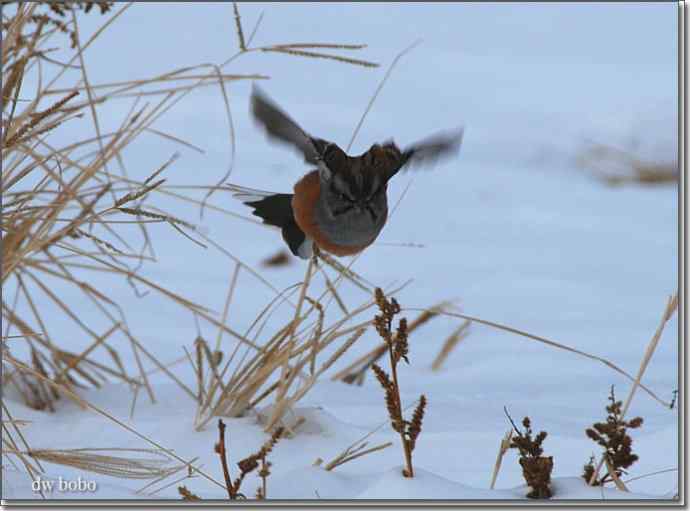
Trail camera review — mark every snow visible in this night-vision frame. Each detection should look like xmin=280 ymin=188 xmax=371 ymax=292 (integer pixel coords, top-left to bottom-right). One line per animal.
xmin=2 ymin=1 xmax=679 ymax=503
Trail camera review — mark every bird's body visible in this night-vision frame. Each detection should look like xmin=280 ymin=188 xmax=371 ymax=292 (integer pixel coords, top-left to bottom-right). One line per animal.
xmin=228 ymin=86 xmax=464 ymax=259
xmin=293 ymin=169 xmax=388 ymax=256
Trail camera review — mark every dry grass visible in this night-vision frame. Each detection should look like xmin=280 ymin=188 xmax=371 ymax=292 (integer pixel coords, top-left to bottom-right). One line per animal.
xmin=431 ymin=318 xmax=470 ymax=371
xmin=24 ymin=448 xmax=182 ymax=480
xmin=408 ymin=308 xmax=674 ymax=409
xmin=1 ymin=2 xmax=384 ymax=494
xmin=2 ymin=2 xmax=245 ymax=413
xmin=586 ymin=292 xmax=678 ymax=486
xmin=332 ymin=301 xmax=449 ymax=384
xmin=2 ymin=1 xmax=379 ymax=401
xmin=489 ymin=429 xmax=513 ymax=490
xmin=188 ymin=259 xmax=409 ymax=432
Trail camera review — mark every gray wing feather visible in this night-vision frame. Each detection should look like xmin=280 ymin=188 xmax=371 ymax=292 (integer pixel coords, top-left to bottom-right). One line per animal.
xmin=401 ymin=128 xmax=464 ymax=170
xmin=251 ymin=85 xmax=327 ymax=165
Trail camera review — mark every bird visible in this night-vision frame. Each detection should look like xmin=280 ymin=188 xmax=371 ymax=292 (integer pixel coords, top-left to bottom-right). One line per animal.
xmin=227 ymin=85 xmax=464 ymax=260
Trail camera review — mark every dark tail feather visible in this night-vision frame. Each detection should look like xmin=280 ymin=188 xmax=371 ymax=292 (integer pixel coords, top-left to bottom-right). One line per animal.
xmin=244 ymin=193 xmax=308 ymax=258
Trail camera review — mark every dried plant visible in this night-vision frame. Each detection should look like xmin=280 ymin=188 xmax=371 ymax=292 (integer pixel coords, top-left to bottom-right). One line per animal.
xmin=489 ymin=429 xmax=513 ymax=489
xmin=504 ymin=409 xmax=553 ymax=499
xmin=586 ymin=292 xmax=677 ymax=485
xmin=370 ymin=288 xmax=426 ymax=478
xmin=0 ymin=1 xmax=112 ymax=55
xmin=320 ymin=441 xmax=393 ymax=472
xmin=25 ymin=447 xmax=182 ymax=479
xmin=334 ymin=301 xmax=449 ymax=385
xmin=178 ymin=485 xmax=201 ymax=501
xmin=1 ymin=402 xmax=45 ymax=497
xmin=582 ymin=386 xmax=643 ymax=487
xmin=431 ymin=319 xmax=470 ymax=371
xmin=190 ymin=419 xmax=285 ymax=500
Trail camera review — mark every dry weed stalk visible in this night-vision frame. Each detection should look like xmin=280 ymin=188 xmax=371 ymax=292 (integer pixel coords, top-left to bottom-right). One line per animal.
xmin=207 ymin=419 xmax=284 ymax=500
xmin=1 ymin=402 xmax=45 ymax=497
xmin=413 ymin=308 xmax=673 ymax=409
xmin=489 ymin=429 xmax=513 ymax=489
xmin=504 ymin=409 xmax=553 ymax=499
xmin=25 ymin=447 xmax=182 ymax=480
xmin=370 ymin=288 xmax=426 ymax=478
xmin=333 ymin=301 xmax=449 ymax=384
xmin=227 ymin=3 xmax=378 ymax=70
xmin=321 ymin=440 xmax=393 ymax=471
xmin=431 ymin=318 xmax=470 ymax=371
xmin=582 ymin=386 xmax=643 ymax=488
xmin=178 ymin=485 xmax=201 ymax=501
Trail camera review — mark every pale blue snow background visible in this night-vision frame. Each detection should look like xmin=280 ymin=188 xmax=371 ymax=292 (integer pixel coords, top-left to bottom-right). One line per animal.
xmin=3 ymin=2 xmax=679 ymax=500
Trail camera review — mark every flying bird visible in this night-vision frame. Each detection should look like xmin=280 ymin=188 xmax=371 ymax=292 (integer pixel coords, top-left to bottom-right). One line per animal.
xmin=227 ymin=86 xmax=464 ymax=259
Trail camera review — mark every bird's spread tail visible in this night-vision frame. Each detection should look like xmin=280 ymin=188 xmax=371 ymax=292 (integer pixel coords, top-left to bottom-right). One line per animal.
xmin=227 ymin=184 xmax=311 ymax=259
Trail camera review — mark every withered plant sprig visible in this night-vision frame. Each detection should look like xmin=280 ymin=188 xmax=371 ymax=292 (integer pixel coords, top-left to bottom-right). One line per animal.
xmin=582 ymin=386 xmax=643 ymax=487
xmin=504 ymin=409 xmax=553 ymax=499
xmin=211 ymin=419 xmax=284 ymax=500
xmin=178 ymin=485 xmax=200 ymax=501
xmin=371 ymin=288 xmax=426 ymax=478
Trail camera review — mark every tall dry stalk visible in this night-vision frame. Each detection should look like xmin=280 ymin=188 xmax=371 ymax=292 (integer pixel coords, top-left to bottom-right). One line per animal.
xmin=370 ymin=288 xmax=427 ymax=478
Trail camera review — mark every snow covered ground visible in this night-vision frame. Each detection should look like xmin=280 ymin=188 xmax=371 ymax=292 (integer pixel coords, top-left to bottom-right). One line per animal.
xmin=2 ymin=2 xmax=679 ymax=503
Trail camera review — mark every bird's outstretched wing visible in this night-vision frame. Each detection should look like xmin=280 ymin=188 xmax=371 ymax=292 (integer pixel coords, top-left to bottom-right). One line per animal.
xmin=251 ymin=85 xmax=332 ymax=165
xmin=378 ymin=128 xmax=464 ymax=180
xmin=384 ymin=128 xmax=464 ymax=180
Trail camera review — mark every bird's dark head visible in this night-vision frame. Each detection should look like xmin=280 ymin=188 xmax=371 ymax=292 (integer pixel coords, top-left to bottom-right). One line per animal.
xmin=316 ymin=143 xmax=390 ymax=223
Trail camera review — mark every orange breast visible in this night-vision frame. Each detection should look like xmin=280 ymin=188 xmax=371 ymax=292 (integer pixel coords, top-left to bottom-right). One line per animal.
xmin=292 ymin=171 xmax=373 ymax=256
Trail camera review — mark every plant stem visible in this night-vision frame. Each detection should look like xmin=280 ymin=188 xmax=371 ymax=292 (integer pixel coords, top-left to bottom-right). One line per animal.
xmin=216 ymin=419 xmax=234 ymax=499
xmin=387 ymin=343 xmax=413 ymax=478
xmin=261 ymin=455 xmax=267 ymax=498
